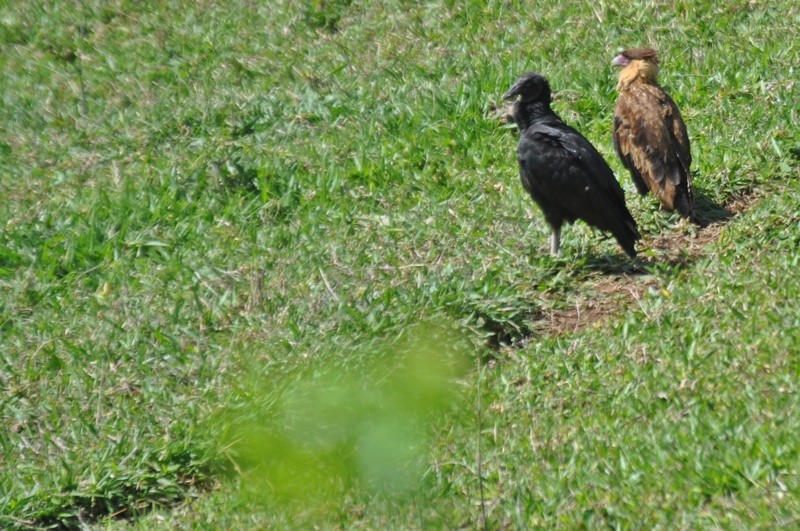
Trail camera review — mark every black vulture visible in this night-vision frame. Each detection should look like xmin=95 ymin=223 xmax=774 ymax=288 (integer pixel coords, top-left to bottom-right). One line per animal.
xmin=503 ymin=72 xmax=641 ymax=258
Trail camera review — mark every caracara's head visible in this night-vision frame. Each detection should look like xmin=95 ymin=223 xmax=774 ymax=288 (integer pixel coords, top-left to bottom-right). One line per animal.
xmin=612 ymin=48 xmax=660 ymax=85
xmin=503 ymin=72 xmax=552 ymax=105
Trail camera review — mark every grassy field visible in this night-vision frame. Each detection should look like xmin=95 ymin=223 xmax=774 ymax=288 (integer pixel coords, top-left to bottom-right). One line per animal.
xmin=1 ymin=0 xmax=799 ymax=527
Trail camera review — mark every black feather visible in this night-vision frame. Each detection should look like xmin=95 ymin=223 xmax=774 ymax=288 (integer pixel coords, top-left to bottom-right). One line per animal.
xmin=505 ymin=72 xmax=641 ymax=257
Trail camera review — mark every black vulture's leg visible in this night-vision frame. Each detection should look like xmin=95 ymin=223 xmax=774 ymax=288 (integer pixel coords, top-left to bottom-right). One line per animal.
xmin=550 ymin=227 xmax=561 ymax=256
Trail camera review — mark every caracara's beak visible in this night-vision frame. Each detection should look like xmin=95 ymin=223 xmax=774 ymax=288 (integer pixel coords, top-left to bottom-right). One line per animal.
xmin=611 ymin=54 xmax=630 ymax=67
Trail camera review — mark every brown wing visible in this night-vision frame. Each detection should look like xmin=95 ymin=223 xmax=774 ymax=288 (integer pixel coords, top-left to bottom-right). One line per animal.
xmin=664 ymin=90 xmax=692 ymax=181
xmin=612 ymin=97 xmax=651 ymax=196
xmin=613 ymin=83 xmax=694 ymax=215
xmin=663 ymin=90 xmax=696 ymax=218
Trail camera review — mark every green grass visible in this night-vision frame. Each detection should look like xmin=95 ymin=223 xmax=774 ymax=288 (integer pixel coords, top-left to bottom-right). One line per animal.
xmin=1 ymin=0 xmax=799 ymax=527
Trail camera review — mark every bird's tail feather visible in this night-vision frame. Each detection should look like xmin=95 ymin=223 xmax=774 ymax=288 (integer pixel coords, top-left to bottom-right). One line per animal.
xmin=612 ymin=213 xmax=641 ymax=258
xmin=616 ymin=225 xmax=640 ymax=258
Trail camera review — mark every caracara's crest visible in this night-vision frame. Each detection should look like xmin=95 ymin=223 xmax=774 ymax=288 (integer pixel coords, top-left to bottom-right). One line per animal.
xmin=613 ymin=48 xmax=660 ymax=65
xmin=611 ymin=47 xmax=698 ymax=222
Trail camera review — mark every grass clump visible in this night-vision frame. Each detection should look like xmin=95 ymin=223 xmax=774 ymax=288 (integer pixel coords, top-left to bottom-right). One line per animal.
xmin=1 ymin=0 xmax=799 ymax=527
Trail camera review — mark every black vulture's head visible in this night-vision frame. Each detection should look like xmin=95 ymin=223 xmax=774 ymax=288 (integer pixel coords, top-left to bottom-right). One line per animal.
xmin=502 ymin=72 xmax=552 ymax=104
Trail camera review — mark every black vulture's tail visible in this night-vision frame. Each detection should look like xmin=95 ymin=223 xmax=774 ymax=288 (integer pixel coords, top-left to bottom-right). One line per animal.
xmin=614 ymin=219 xmax=641 ymax=258
xmin=590 ymin=188 xmax=641 ymax=258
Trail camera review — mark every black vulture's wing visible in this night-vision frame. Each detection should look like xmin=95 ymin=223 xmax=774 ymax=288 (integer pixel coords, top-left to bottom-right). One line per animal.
xmin=534 ymin=123 xmax=629 ymax=206
xmin=519 ymin=122 xmax=639 ymax=254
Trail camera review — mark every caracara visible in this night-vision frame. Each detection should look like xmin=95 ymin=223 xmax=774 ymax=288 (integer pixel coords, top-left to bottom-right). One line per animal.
xmin=612 ymin=47 xmax=697 ymax=221
xmin=503 ymin=72 xmax=641 ymax=258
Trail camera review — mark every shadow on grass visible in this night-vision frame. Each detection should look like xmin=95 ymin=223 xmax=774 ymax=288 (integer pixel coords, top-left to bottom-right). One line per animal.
xmin=544 ymin=247 xmax=709 ymax=278
xmin=694 ymin=189 xmax=735 ymax=227
xmin=578 ymin=252 xmax=650 ymax=275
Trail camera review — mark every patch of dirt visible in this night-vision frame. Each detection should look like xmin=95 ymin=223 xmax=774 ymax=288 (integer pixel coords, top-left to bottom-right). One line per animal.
xmin=532 ymin=189 xmax=761 ymax=338
xmin=538 ymin=275 xmax=658 ymax=336
xmin=644 ymin=188 xmax=760 ymax=264
xmin=724 ymin=190 xmax=760 ymax=215
xmin=645 ymin=224 xmax=720 ymax=266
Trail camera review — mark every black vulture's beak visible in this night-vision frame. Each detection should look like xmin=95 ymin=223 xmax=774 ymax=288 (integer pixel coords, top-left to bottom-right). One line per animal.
xmin=502 ymin=83 xmax=521 ymax=101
